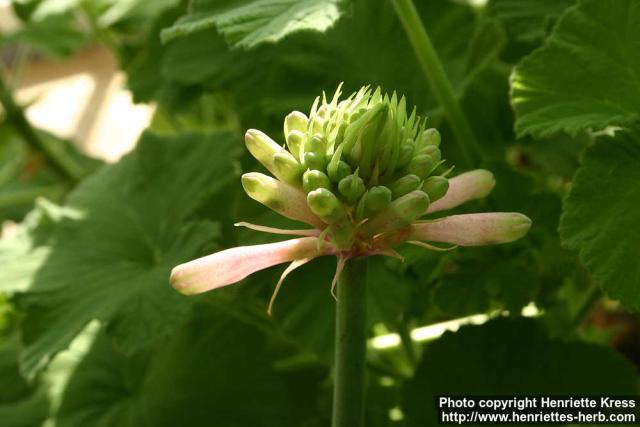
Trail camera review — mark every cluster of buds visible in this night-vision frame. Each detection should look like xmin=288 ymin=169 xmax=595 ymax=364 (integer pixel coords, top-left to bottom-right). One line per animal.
xmin=171 ymin=86 xmax=531 ymax=312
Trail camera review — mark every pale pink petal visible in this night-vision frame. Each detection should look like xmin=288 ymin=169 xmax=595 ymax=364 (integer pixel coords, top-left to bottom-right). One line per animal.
xmin=409 ymin=213 xmax=532 ymax=246
xmin=171 ymin=237 xmax=327 ymax=295
xmin=427 ymin=169 xmax=495 ymax=213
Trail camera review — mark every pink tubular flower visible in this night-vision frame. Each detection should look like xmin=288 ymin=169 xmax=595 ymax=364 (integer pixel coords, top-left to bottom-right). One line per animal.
xmin=170 ymin=86 xmax=532 ymax=312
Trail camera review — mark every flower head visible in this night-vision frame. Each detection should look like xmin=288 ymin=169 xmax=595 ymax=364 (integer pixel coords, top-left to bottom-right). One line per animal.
xmin=171 ymin=86 xmax=531 ymax=312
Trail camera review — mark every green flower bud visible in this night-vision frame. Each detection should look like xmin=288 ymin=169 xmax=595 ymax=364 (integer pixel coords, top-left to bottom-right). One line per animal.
xmin=311 ymin=117 xmax=324 ymax=133
xmin=328 ymin=160 xmax=351 ymax=183
xmin=389 ymin=174 xmax=422 ymax=199
xmin=239 ymin=86 xmax=460 ymax=252
xmin=273 ymin=151 xmax=303 ymax=185
xmin=364 ymin=185 xmax=392 ymax=213
xmin=304 ymin=151 xmax=326 ymax=170
xmin=284 ymin=111 xmax=309 ymax=136
xmin=422 ymin=176 xmax=449 ymax=203
xmin=286 ymin=130 xmax=306 ymax=160
xmin=417 ymin=145 xmax=441 ymax=163
xmin=420 ymin=128 xmax=440 ymax=147
xmin=307 ymin=188 xmax=346 ymax=224
xmin=303 ymin=169 xmax=331 ymax=193
xmin=397 ymin=139 xmax=415 ymax=167
xmin=365 ymin=190 xmax=430 ymax=235
xmin=338 ymin=174 xmax=365 ymax=204
xmin=241 ymin=172 xmax=323 ymax=228
xmin=245 ymin=129 xmax=281 ymax=174
xmin=306 ymin=134 xmax=326 ymax=154
xmin=406 ymin=154 xmax=438 ymax=179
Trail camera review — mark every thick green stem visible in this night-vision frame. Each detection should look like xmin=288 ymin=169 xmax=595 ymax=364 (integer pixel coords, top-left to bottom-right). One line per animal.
xmin=392 ymin=0 xmax=482 ymax=166
xmin=0 ymin=75 xmax=84 ymax=182
xmin=332 ymin=257 xmax=368 ymax=427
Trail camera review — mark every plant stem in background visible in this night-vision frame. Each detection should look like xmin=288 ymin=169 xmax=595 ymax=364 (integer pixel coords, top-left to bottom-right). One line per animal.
xmin=0 ymin=74 xmax=84 ymax=182
xmin=332 ymin=257 xmax=368 ymax=427
xmin=573 ymin=284 xmax=602 ymax=327
xmin=391 ymin=0 xmax=482 ymax=166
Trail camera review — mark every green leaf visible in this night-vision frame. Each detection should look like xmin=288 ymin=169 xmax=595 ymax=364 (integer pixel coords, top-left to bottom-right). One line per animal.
xmin=403 ymin=317 xmax=638 ymax=426
xmin=0 ymin=131 xmax=240 ymax=378
xmin=3 ymin=14 xmax=89 ymax=57
xmin=511 ymin=0 xmax=640 ymax=137
xmin=487 ymin=0 xmax=574 ymax=43
xmin=54 ymin=307 xmax=297 ymax=427
xmin=560 ymin=128 xmax=640 ymax=310
xmin=0 ymin=335 xmax=49 ymax=427
xmin=148 ymin=0 xmax=502 ymax=155
xmin=162 ymin=0 xmax=350 ymax=48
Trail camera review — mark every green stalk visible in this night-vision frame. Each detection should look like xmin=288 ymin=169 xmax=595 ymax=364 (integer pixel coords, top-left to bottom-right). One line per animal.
xmin=391 ymin=0 xmax=482 ymax=165
xmin=0 ymin=185 xmax=67 ymax=209
xmin=0 ymin=75 xmax=84 ymax=182
xmin=332 ymin=257 xmax=368 ymax=427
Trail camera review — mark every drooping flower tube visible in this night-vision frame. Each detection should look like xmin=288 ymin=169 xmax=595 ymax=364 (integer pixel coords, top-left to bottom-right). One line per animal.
xmin=170 ymin=85 xmax=532 ymax=312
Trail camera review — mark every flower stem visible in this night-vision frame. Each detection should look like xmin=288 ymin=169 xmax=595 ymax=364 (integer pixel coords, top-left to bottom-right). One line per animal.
xmin=391 ymin=0 xmax=482 ymax=166
xmin=332 ymin=256 xmax=368 ymax=427
xmin=0 ymin=74 xmax=84 ymax=182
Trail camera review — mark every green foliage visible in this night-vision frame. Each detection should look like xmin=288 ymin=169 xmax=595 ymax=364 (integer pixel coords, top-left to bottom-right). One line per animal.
xmin=54 ymin=307 xmax=300 ymax=427
xmin=0 ymin=132 xmax=240 ymax=378
xmin=511 ymin=0 xmax=640 ymax=137
xmin=162 ymin=0 xmax=350 ymax=48
xmin=560 ymin=128 xmax=640 ymax=310
xmin=403 ymin=317 xmax=638 ymax=425
xmin=1 ymin=0 xmax=639 ymax=424
xmin=487 ymin=0 xmax=574 ymax=43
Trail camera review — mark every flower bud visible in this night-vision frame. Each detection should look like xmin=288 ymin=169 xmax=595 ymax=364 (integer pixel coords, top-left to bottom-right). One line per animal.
xmin=307 ymin=188 xmax=346 ymax=224
xmin=303 ymin=169 xmax=331 ymax=193
xmin=284 ymin=111 xmax=309 ymax=136
xmin=389 ymin=174 xmax=421 ymax=199
xmin=420 ymin=128 xmax=441 ymax=147
xmin=422 ymin=176 xmax=449 ymax=203
xmin=306 ymin=134 xmax=326 ymax=154
xmin=338 ymin=174 xmax=365 ymax=204
xmin=241 ymin=173 xmax=323 ymax=227
xmin=273 ymin=151 xmax=303 ymax=185
xmin=304 ymin=151 xmax=326 ymax=171
xmin=286 ymin=130 xmax=306 ymax=160
xmin=397 ymin=139 xmax=415 ymax=167
xmin=365 ymin=190 xmax=430 ymax=235
xmin=245 ymin=129 xmax=281 ymax=174
xmin=417 ymin=145 xmax=441 ymax=163
xmin=363 ymin=185 xmax=392 ymax=215
xmin=406 ymin=154 xmax=438 ymax=179
xmin=328 ymin=160 xmax=351 ymax=183
xmin=311 ymin=117 xmax=324 ymax=133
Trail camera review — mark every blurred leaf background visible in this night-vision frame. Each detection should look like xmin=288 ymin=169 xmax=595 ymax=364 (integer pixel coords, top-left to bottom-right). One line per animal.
xmin=0 ymin=0 xmax=639 ymax=425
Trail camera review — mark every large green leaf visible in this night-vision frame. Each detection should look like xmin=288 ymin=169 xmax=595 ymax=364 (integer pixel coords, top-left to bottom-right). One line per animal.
xmin=511 ymin=0 xmax=640 ymax=137
xmin=487 ymin=0 xmax=574 ymax=43
xmin=0 ymin=131 xmax=240 ymax=378
xmin=150 ymin=0 xmax=504 ymax=165
xmin=54 ymin=307 xmax=298 ymax=427
xmin=560 ymin=128 xmax=640 ymax=310
xmin=403 ymin=317 xmax=638 ymax=426
xmin=162 ymin=0 xmax=350 ymax=47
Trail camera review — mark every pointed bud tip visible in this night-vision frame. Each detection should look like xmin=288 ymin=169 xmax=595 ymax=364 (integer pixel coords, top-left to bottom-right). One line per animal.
xmin=472 ymin=169 xmax=496 ymax=197
xmin=502 ymin=213 xmax=532 ymax=241
xmin=170 ymin=265 xmax=200 ymax=296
